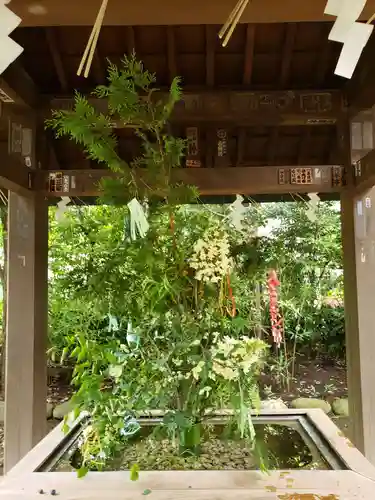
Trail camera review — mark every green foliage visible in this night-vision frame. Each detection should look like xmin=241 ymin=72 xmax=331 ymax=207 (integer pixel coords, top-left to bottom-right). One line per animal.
xmin=49 ymin=204 xmax=268 ymax=472
xmin=46 ymin=55 xmax=196 ymax=205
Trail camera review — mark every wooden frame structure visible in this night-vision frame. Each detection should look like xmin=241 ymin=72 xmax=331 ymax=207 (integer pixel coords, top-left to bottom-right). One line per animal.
xmin=2 ymin=409 xmax=375 ymax=499
xmin=2 ymin=0 xmax=375 ymax=483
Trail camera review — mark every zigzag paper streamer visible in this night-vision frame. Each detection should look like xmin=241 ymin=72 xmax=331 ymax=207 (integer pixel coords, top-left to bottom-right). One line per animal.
xmin=0 ymin=0 xmax=23 ymax=75
xmin=324 ymin=0 xmax=372 ymax=79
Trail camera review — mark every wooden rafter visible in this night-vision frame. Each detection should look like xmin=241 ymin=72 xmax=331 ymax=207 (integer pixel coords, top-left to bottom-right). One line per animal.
xmin=243 ymin=24 xmax=255 ymax=85
xmin=126 ymin=26 xmax=136 ymax=54
xmin=166 ymin=26 xmax=177 ymax=81
xmin=280 ymin=23 xmax=297 ymax=88
xmin=267 ymin=127 xmax=279 ymax=165
xmin=205 ymin=25 xmax=215 ymax=87
xmin=92 ymin=50 xmax=106 ymax=85
xmin=315 ymin=25 xmax=332 ymax=87
xmin=45 ymin=28 xmax=68 ymax=93
xmin=236 ymin=128 xmax=245 ymax=165
xmin=297 ymin=128 xmax=311 ymax=165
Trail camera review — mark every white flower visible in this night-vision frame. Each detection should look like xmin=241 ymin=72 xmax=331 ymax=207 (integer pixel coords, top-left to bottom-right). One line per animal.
xmin=190 ymin=228 xmax=232 ymax=284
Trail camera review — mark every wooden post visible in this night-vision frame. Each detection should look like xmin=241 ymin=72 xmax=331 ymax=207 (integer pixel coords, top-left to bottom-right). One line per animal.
xmin=4 ymin=192 xmax=48 ymax=472
xmin=341 ymin=114 xmax=375 ymax=463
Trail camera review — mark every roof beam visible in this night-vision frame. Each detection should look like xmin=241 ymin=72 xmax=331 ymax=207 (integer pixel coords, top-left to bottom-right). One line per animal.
xmin=243 ymin=24 xmax=255 ymax=86
xmin=38 ymin=164 xmax=343 ymax=198
xmin=47 ymin=89 xmax=345 ymax=127
xmin=11 ymin=0 xmax=375 ymax=26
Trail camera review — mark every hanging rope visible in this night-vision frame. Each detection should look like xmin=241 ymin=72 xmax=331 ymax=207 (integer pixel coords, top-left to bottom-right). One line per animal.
xmin=219 ymin=0 xmax=251 ymax=47
xmin=77 ymin=0 xmax=109 ymax=78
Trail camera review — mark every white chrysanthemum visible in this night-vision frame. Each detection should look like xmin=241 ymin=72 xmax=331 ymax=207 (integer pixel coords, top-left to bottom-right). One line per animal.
xmin=190 ymin=229 xmax=232 ymax=283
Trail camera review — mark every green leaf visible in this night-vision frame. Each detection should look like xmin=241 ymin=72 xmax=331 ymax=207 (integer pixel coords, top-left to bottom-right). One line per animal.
xmin=77 ymin=466 xmax=89 ymax=478
xmin=62 ymin=423 xmax=70 ymax=434
xmin=130 ymin=463 xmax=140 ymax=481
xmin=143 ymin=489 xmax=152 ymax=496
xmin=108 ymin=364 xmax=123 ymax=378
xmin=60 ymin=346 xmax=69 ymax=365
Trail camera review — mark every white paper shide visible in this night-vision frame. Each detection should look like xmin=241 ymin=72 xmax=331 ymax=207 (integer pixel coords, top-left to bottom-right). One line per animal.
xmin=325 ymin=0 xmax=373 ymax=79
xmin=0 ymin=0 xmax=23 ymax=75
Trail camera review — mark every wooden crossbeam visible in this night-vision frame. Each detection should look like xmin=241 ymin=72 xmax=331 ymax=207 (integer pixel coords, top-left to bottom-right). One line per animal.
xmin=47 ymin=89 xmax=344 ymax=127
xmin=38 ymin=165 xmax=343 ymax=198
xmin=11 ymin=0 xmax=375 ymax=26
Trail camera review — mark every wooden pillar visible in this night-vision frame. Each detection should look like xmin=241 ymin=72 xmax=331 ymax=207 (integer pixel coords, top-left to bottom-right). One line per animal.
xmin=341 ymin=113 xmax=375 ymax=463
xmin=4 ymin=192 xmax=48 ymax=472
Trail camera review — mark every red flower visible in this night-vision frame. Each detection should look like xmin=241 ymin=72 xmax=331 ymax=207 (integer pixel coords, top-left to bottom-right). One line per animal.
xmin=267 ymin=269 xmax=283 ymax=347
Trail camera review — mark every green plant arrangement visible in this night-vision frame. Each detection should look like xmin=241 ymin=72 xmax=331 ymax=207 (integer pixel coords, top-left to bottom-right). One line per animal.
xmin=47 ymin=56 xmax=269 ymax=476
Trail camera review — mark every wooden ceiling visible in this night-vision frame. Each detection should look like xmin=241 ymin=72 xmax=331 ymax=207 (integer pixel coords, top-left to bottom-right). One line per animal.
xmin=8 ymin=22 xmax=348 ymax=170
xmin=13 ymin=23 xmax=342 ymax=94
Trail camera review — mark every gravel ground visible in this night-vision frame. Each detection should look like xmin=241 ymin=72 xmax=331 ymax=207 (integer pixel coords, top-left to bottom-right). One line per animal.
xmin=119 ymin=436 xmax=259 ymax=471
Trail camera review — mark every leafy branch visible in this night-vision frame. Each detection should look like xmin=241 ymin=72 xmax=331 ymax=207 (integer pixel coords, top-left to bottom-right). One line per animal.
xmin=46 ymin=55 xmax=197 ymax=205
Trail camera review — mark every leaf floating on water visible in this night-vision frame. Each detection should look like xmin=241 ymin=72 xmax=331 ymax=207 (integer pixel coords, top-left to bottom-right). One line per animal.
xmin=265 ymin=485 xmax=277 ymax=492
xmin=143 ymin=489 xmax=152 ymax=496
xmin=130 ymin=463 xmax=140 ymax=481
xmin=77 ymin=466 xmax=89 ymax=479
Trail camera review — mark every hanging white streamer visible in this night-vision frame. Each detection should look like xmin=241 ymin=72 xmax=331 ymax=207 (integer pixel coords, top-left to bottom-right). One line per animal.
xmin=55 ymin=196 xmax=71 ymax=222
xmin=0 ymin=0 xmax=23 ymax=75
xmin=127 ymin=198 xmax=149 ymax=240
xmin=328 ymin=0 xmax=367 ymax=42
xmin=324 ymin=0 xmax=371 ymax=79
xmin=306 ymin=193 xmax=320 ymax=222
xmin=229 ymin=194 xmax=248 ymax=231
xmin=335 ymin=22 xmax=373 ymax=79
